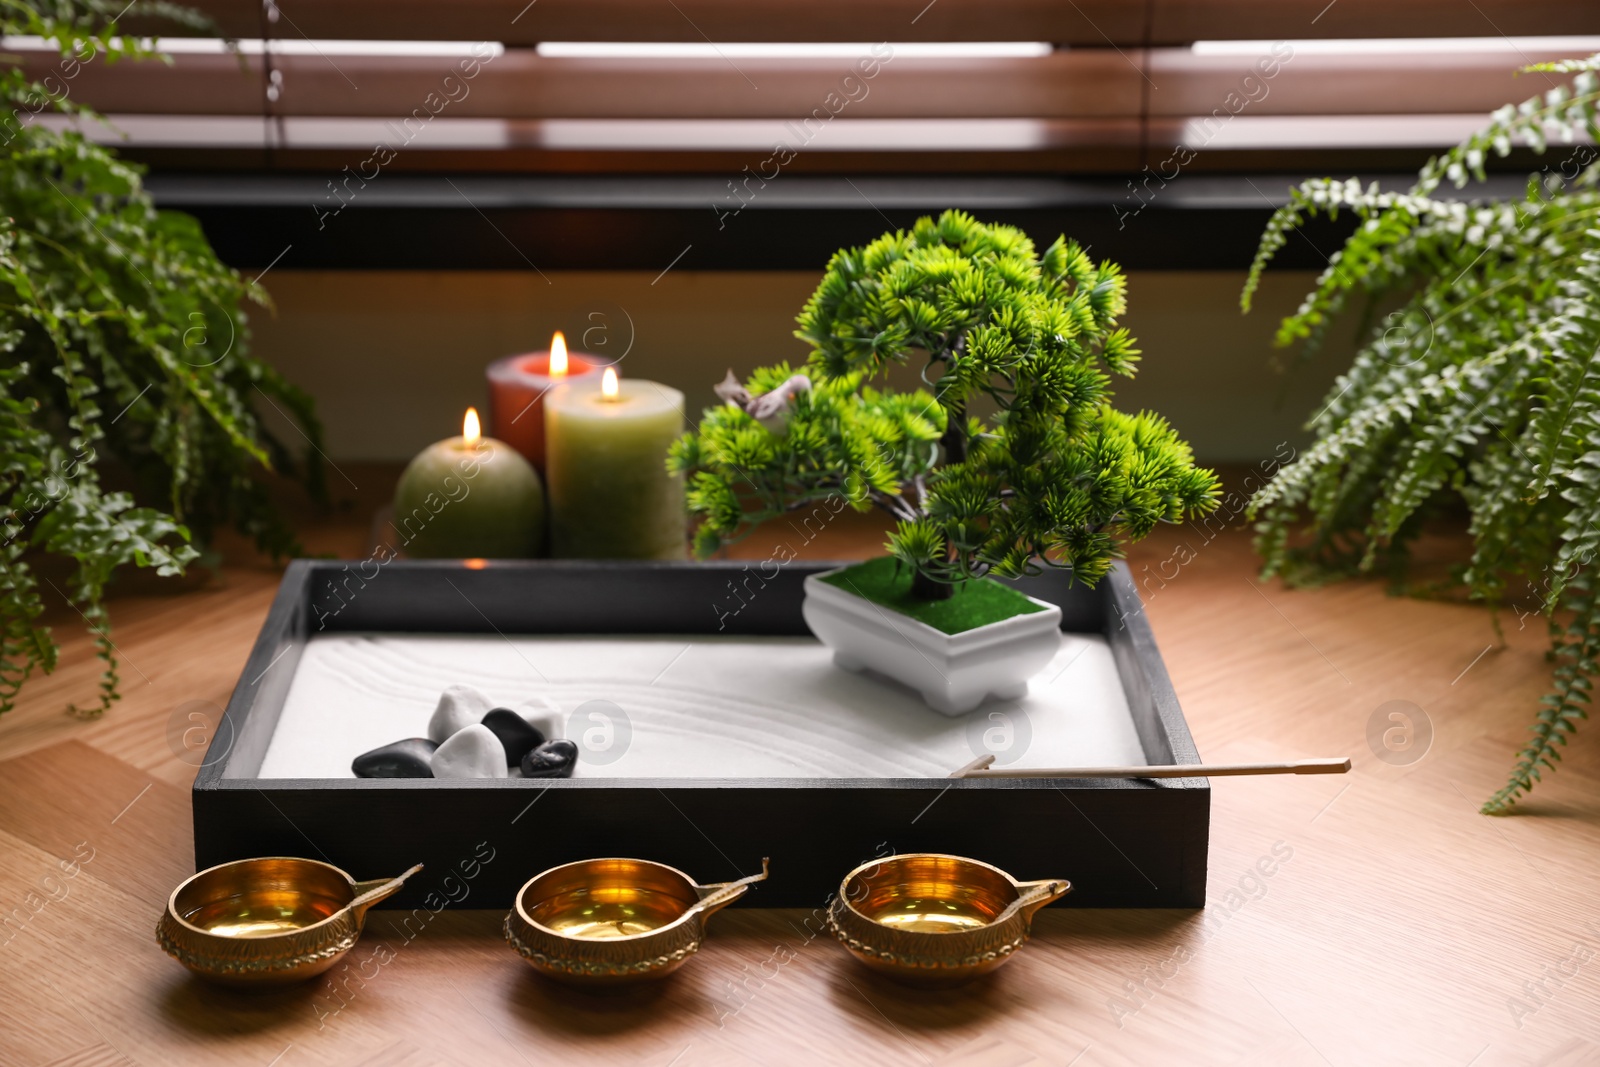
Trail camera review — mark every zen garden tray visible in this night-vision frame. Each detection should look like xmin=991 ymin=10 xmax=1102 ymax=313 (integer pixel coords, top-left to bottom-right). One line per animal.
xmin=194 ymin=560 xmax=1208 ymax=908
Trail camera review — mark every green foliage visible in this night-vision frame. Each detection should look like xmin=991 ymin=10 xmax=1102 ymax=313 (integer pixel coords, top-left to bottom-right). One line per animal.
xmin=675 ymin=211 xmax=1219 ymax=591
xmin=1241 ymin=55 xmax=1600 ymax=812
xmin=668 ymin=365 xmax=946 ymax=556
xmin=1 ymin=2 xmax=325 ymax=717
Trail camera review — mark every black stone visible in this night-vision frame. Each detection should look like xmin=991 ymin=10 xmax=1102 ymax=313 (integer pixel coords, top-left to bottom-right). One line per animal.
xmin=520 ymin=739 xmax=578 ymax=779
xmin=482 ymin=707 xmax=546 ymax=765
xmin=352 ymin=738 xmax=437 ymax=779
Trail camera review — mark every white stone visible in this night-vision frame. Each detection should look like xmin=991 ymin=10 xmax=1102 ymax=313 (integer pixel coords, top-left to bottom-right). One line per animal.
xmin=428 ymin=684 xmax=493 ymax=743
xmin=430 ymin=724 xmax=508 ymax=779
xmin=514 ymin=696 xmax=564 ymax=741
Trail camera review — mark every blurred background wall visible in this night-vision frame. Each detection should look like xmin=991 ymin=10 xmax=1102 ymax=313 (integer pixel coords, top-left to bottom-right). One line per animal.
xmin=252 ymin=268 xmax=1358 ymax=467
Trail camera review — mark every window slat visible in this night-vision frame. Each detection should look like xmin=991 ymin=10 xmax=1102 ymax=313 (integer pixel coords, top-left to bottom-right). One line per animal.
xmin=25 ymin=43 xmax=1587 ymax=121
xmin=18 ymin=51 xmax=1145 ymax=119
xmin=35 ymin=113 xmax=1148 ymax=172
xmin=1150 ymin=0 xmax=1596 ymax=45
xmin=1146 ymin=44 xmax=1590 ymax=117
xmin=129 ymin=0 xmax=1142 ymax=46
xmin=124 ymin=0 xmax=1596 ymax=45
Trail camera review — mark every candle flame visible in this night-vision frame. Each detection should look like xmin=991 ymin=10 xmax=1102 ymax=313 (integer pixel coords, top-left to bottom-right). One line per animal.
xmin=463 ymin=407 xmax=481 ymax=444
xmin=601 ymin=366 xmax=620 ymax=400
xmin=550 ymin=331 xmax=568 ymax=377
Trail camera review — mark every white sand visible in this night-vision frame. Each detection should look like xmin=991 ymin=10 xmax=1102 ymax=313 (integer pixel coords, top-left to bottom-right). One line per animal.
xmin=252 ymin=632 xmax=1147 ymax=780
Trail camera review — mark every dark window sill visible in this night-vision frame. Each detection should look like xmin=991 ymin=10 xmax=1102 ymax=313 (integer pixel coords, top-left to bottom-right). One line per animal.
xmin=147 ymin=172 xmax=1537 ymax=273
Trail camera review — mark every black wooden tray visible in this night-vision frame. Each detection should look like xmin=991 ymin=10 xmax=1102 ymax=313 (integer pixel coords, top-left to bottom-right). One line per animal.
xmin=194 ymin=560 xmax=1208 ymax=909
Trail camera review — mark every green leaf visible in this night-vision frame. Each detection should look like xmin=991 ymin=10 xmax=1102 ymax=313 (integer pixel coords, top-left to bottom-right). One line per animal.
xmin=1240 ymin=52 xmax=1600 ymax=811
xmin=686 ymin=211 xmax=1219 ymax=589
xmin=0 ymin=9 xmax=325 ymax=719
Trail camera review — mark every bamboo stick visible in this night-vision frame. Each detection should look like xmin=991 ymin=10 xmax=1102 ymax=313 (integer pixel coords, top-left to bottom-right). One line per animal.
xmin=949 ymin=756 xmax=1350 ymax=779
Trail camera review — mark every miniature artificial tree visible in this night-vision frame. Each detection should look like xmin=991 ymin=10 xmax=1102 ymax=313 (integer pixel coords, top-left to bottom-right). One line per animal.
xmin=670 ymin=211 xmax=1220 ymax=617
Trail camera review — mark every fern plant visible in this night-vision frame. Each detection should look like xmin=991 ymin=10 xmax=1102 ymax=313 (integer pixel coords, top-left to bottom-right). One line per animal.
xmin=1242 ymin=55 xmax=1600 ymax=812
xmin=672 ymin=211 xmax=1220 ymax=598
xmin=1 ymin=2 xmax=324 ymax=717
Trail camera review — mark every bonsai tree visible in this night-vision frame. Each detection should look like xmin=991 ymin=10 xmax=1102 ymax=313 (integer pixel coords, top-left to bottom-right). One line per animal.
xmin=670 ymin=211 xmax=1220 ymax=604
xmin=1240 ymin=55 xmax=1599 ymax=811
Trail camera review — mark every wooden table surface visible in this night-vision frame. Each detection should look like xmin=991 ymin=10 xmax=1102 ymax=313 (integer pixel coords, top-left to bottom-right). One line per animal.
xmin=3 ymin=496 xmax=1599 ymax=1067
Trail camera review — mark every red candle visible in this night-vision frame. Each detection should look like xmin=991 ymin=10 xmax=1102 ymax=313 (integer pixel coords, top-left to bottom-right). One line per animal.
xmin=486 ymin=331 xmax=599 ymax=471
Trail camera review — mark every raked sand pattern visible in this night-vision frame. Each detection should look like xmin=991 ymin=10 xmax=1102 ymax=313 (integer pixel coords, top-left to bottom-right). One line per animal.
xmin=254 ymin=633 xmax=1148 ymax=779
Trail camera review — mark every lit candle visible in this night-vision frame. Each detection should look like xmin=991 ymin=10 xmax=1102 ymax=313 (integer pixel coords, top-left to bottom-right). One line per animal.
xmin=391 ymin=407 xmax=546 ymax=558
xmin=485 ymin=331 xmax=600 ymax=471
xmin=546 ymin=369 xmax=686 ymax=560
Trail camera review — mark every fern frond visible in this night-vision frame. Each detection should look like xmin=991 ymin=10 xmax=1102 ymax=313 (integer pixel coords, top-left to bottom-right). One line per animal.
xmin=1244 ymin=54 xmax=1600 ymax=812
xmin=1483 ymin=572 xmax=1598 ymax=813
xmin=0 ymin=4 xmax=324 ymax=718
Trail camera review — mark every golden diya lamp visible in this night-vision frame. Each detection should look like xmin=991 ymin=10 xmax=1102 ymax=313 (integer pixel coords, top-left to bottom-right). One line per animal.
xmin=504 ymin=857 xmax=769 ymax=986
xmin=157 ymin=857 xmax=422 ymax=987
xmin=826 ymin=853 xmax=1070 ymax=987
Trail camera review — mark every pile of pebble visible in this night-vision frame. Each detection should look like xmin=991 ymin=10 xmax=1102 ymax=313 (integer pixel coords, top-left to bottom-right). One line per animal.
xmin=351 ymin=684 xmax=578 ymax=779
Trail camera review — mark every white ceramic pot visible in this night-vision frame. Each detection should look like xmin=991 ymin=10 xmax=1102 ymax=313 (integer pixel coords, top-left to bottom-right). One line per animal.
xmin=801 ymin=567 xmax=1063 ymax=716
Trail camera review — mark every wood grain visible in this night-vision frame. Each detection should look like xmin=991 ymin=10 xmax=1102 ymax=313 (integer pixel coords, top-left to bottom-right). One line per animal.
xmin=3 ymin=507 xmax=1599 ymax=1066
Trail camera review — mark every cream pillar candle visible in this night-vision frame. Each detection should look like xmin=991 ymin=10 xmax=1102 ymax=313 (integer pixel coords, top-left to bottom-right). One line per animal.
xmin=546 ymin=369 xmax=686 ymax=560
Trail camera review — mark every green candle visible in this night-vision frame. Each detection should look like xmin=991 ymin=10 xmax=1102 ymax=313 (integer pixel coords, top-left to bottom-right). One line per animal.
xmin=546 ymin=370 xmax=686 ymax=559
xmin=392 ymin=408 xmax=545 ymax=558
